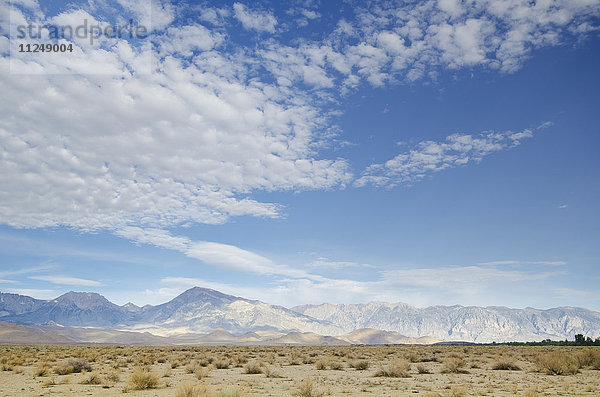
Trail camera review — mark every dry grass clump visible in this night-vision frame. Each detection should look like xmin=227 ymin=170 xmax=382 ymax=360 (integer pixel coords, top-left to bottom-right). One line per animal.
xmin=175 ymin=381 xmax=208 ymax=397
xmin=416 ymin=364 xmax=431 ymax=374
xmin=194 ymin=366 xmax=210 ymax=380
xmin=315 ymin=358 xmax=328 ymax=370
xmin=262 ymin=365 xmax=282 ymax=378
xmin=293 ymin=377 xmax=323 ymax=397
xmin=216 ymin=387 xmax=244 ymax=397
xmin=213 ymin=358 xmax=230 ymax=369
xmin=329 ymin=360 xmax=343 ymax=370
xmin=288 ymin=351 xmax=302 ymax=365
xmin=243 ymin=361 xmax=263 ymax=374
xmin=374 ymin=359 xmax=411 ymax=378
xmin=537 ymin=351 xmax=580 ymax=375
xmin=441 ymin=357 xmax=469 ymax=374
xmin=54 ymin=358 xmax=92 ymax=375
xmin=34 ymin=363 xmax=51 ymax=377
xmin=577 ymin=349 xmax=600 ymax=369
xmin=314 ymin=357 xmax=343 ymax=370
xmin=350 ymin=359 xmax=370 ymax=370
xmin=186 ymin=362 xmax=201 ymax=374
xmin=128 ymin=366 xmax=159 ymax=390
xmin=492 ymin=359 xmax=521 ymax=371
xmin=105 ymin=370 xmax=120 ymax=382
xmin=80 ymin=373 xmax=102 ymax=385
xmin=1 ymin=363 xmax=14 ymax=371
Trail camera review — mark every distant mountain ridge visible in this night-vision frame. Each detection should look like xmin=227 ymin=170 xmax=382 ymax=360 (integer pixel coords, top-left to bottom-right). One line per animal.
xmin=0 ymin=288 xmax=342 ymax=336
xmin=1 ymin=291 xmax=132 ymax=327
xmin=292 ymin=302 xmax=600 ymax=343
xmin=2 ymin=287 xmax=600 ymax=343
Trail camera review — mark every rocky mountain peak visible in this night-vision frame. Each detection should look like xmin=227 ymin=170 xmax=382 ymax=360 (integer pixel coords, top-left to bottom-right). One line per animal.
xmin=54 ymin=291 xmax=115 ymax=310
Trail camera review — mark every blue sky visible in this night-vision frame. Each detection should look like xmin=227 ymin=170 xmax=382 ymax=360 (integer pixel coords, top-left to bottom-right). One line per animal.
xmin=0 ymin=0 xmax=599 ymax=310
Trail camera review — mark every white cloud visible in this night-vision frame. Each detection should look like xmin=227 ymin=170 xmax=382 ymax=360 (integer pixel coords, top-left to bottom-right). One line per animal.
xmin=112 ymin=260 xmax=565 ymax=308
xmin=253 ymin=0 xmax=600 ymax=90
xmin=478 ymin=260 xmax=567 ymax=267
xmin=308 ymin=257 xmax=374 ymax=269
xmin=29 ymin=275 xmax=102 ymax=286
xmin=1 ymin=3 xmax=353 ymax=231
xmin=157 ymin=24 xmax=224 ymax=57
xmin=115 ymin=227 xmax=191 ymax=251
xmin=233 ymin=3 xmax=277 ymax=33
xmin=4 ymin=288 xmax=59 ymax=300
xmin=355 ymin=126 xmax=541 ymax=187
xmin=380 ymin=265 xmax=560 ymax=292
xmin=115 ymin=226 xmax=322 ymax=279
xmin=0 ymin=265 xmax=55 ymax=278
xmin=186 ymin=241 xmax=274 ymax=274
xmin=300 ymin=9 xmax=320 ymax=20
xmin=2 ymin=0 xmax=595 ymax=234
xmin=198 ymin=7 xmax=230 ymax=26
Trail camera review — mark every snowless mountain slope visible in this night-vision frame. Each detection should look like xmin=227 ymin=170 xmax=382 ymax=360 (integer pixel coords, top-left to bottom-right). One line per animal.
xmin=2 ymin=288 xmax=600 ymax=343
xmin=292 ymin=302 xmax=600 ymax=343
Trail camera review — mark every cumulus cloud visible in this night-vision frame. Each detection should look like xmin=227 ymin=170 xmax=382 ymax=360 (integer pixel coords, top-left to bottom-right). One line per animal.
xmin=1 ymin=3 xmax=352 ymax=232
xmin=253 ymin=0 xmax=600 ymax=91
xmin=2 ymin=0 xmax=596 ymax=234
xmin=233 ymin=3 xmax=277 ymax=33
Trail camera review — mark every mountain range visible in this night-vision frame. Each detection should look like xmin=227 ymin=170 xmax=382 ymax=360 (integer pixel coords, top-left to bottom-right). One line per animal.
xmin=1 ymin=287 xmax=600 ymax=344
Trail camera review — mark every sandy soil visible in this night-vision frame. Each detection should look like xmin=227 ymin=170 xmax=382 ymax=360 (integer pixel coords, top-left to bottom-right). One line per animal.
xmin=1 ymin=345 xmax=599 ymax=396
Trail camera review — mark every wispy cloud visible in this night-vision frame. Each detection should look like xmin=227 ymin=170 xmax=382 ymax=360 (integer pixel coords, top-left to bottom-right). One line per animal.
xmin=29 ymin=275 xmax=102 ymax=287
xmin=355 ymin=125 xmax=546 ymax=188
xmin=307 ymin=257 xmax=374 ymax=269
xmin=4 ymin=289 xmax=59 ymax=300
xmin=380 ymin=265 xmax=562 ymax=293
xmin=116 ymin=226 xmax=323 ymax=280
xmin=111 ymin=260 xmax=567 ymax=308
xmin=478 ymin=260 xmax=567 ymax=267
xmin=0 ymin=265 xmax=55 ymax=278
xmin=553 ymin=287 xmax=596 ymax=299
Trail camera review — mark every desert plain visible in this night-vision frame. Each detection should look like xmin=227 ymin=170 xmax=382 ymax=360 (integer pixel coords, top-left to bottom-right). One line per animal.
xmin=0 ymin=344 xmax=599 ymax=396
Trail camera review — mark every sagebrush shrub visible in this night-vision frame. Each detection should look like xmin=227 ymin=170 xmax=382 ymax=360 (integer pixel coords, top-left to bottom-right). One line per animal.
xmin=175 ymin=381 xmax=207 ymax=397
xmin=492 ymin=359 xmax=521 ymax=371
xmin=537 ymin=352 xmax=580 ymax=375
xmin=128 ymin=367 xmax=159 ymax=390
xmin=243 ymin=361 xmax=262 ymax=374
xmin=293 ymin=377 xmax=323 ymax=397
xmin=375 ymin=359 xmax=411 ymax=378
xmin=442 ymin=357 xmax=468 ymax=374
xmin=350 ymin=360 xmax=369 ymax=370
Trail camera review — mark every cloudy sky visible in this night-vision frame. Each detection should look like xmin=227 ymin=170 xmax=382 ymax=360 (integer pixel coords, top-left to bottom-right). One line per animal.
xmin=1 ymin=0 xmax=599 ymax=310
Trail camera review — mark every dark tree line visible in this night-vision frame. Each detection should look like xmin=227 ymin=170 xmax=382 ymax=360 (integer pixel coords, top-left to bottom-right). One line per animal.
xmin=491 ymin=334 xmax=600 ymax=346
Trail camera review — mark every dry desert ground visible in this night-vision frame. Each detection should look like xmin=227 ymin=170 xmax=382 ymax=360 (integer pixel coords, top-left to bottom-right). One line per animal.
xmin=1 ymin=344 xmax=599 ymax=396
